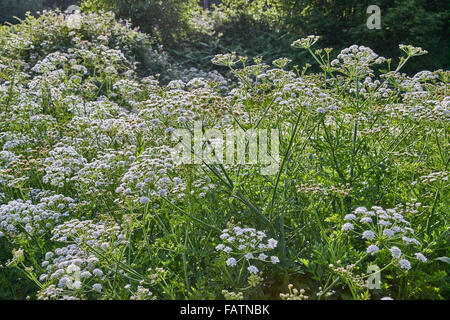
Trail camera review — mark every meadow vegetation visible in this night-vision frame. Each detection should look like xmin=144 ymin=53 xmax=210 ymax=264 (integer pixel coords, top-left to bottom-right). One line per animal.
xmin=0 ymin=4 xmax=448 ymax=300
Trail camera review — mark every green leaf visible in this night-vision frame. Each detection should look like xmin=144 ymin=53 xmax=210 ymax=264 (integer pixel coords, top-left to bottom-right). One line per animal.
xmin=435 ymin=257 xmax=450 ymax=264
xmin=299 ymin=258 xmax=309 ymax=267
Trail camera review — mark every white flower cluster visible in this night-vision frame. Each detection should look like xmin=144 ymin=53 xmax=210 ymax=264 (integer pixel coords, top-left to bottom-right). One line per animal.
xmin=331 ymin=45 xmax=386 ymax=77
xmin=37 ymin=284 xmax=79 ymax=300
xmin=280 ymin=284 xmax=309 ymax=300
xmin=291 ymin=35 xmax=320 ymax=49
xmin=387 ymin=98 xmax=450 ymax=123
xmin=50 ymin=218 xmax=124 ymax=245
xmin=66 ymin=99 xmax=122 ymax=118
xmin=37 ymin=218 xmax=126 ymax=299
xmin=412 ymin=171 xmax=448 ymax=186
xmin=38 ymin=243 xmax=106 ymax=290
xmin=31 ymin=51 xmax=69 ymax=74
xmin=113 ymin=79 xmax=142 ymax=100
xmin=216 ymin=225 xmax=280 ymax=274
xmin=130 ymin=285 xmax=155 ymax=300
xmin=43 ymin=143 xmax=87 ymax=187
xmin=211 ymin=53 xmax=240 ymax=67
xmin=0 ymin=150 xmax=19 ymax=168
xmin=399 ymin=44 xmax=428 ymax=57
xmin=71 ymin=149 xmax=136 ymax=196
xmin=116 ymin=146 xmax=186 ymax=204
xmin=350 ymin=76 xmax=392 ymax=99
xmin=342 ymin=206 xmax=427 ymax=270
xmin=274 ymin=77 xmax=341 ymax=115
xmin=64 ymin=116 xmax=139 ymax=152
xmin=0 ymin=195 xmax=75 ymax=238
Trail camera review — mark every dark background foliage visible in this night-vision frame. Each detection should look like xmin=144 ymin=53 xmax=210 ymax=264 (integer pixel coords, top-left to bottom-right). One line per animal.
xmin=0 ymin=0 xmax=448 ymax=75
xmin=0 ymin=0 xmax=76 ymax=23
xmin=279 ymin=0 xmax=449 ymax=71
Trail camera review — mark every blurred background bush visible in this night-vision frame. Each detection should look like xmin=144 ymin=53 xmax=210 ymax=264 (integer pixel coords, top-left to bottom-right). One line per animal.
xmin=0 ymin=0 xmax=448 ymax=73
xmin=0 ymin=0 xmax=75 ymax=23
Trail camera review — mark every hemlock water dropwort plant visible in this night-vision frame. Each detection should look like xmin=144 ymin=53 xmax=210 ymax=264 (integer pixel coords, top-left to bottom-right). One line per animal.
xmin=341 ymin=206 xmax=427 ymax=271
xmin=215 ymin=225 xmax=280 ymax=295
xmin=0 ymin=9 xmax=448 ymax=301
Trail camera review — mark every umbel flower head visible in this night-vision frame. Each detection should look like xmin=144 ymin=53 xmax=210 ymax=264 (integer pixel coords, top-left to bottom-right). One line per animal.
xmin=211 ymin=53 xmax=240 ymax=67
xmin=330 ymin=45 xmax=386 ymax=77
xmin=291 ymin=35 xmax=320 ymax=49
xmin=216 ymin=224 xmax=280 ymax=277
xmin=341 ymin=205 xmax=427 ymax=271
xmin=399 ymin=44 xmax=428 ymax=57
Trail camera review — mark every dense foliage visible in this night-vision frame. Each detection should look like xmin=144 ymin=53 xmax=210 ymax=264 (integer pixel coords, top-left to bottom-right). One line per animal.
xmin=80 ymin=0 xmax=199 ymax=45
xmin=278 ymin=0 xmax=449 ymax=72
xmin=2 ymin=1 xmax=447 ymax=73
xmin=0 ymin=12 xmax=448 ymax=300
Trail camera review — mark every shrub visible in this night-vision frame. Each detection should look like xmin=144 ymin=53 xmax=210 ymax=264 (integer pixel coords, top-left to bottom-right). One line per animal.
xmin=0 ymin=10 xmax=171 ymax=77
xmin=80 ymin=0 xmax=199 ymax=46
xmin=168 ymin=1 xmax=315 ymax=73
xmin=181 ymin=0 xmax=448 ymax=73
